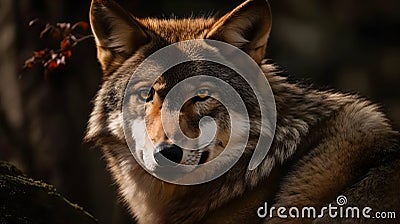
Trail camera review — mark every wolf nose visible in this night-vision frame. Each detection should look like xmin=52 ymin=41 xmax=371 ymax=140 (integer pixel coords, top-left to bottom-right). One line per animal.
xmin=154 ymin=143 xmax=183 ymax=166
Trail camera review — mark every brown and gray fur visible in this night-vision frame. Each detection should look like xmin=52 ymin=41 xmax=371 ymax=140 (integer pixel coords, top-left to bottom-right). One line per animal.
xmin=86 ymin=0 xmax=400 ymax=223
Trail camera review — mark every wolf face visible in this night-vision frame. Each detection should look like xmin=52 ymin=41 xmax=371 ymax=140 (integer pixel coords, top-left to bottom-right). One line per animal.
xmin=124 ymin=60 xmax=259 ymax=178
xmin=87 ymin=0 xmax=400 ymax=223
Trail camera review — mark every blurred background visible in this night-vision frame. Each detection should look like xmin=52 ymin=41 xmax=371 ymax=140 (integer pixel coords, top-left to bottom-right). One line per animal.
xmin=0 ymin=0 xmax=399 ymax=223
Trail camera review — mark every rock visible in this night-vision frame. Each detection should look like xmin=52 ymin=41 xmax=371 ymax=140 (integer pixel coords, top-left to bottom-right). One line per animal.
xmin=0 ymin=161 xmax=97 ymax=224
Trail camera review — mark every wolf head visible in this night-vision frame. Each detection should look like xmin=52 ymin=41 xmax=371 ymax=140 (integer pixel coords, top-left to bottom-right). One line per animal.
xmin=86 ymin=0 xmax=273 ymax=184
xmin=86 ymin=0 xmax=274 ymax=181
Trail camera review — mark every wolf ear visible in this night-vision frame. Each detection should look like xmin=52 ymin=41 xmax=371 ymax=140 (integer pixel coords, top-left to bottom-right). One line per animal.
xmin=90 ymin=0 xmax=149 ymax=74
xmin=206 ymin=0 xmax=272 ymax=64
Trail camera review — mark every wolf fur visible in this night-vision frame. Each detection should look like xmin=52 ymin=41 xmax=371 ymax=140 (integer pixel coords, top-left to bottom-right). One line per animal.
xmin=86 ymin=0 xmax=400 ymax=223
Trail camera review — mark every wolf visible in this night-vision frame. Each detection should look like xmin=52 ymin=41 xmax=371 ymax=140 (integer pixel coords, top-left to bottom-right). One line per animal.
xmin=86 ymin=0 xmax=400 ymax=223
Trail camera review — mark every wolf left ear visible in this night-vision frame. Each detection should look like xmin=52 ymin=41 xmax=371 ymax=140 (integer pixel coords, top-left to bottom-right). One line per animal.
xmin=90 ymin=0 xmax=149 ymax=74
xmin=206 ymin=0 xmax=272 ymax=64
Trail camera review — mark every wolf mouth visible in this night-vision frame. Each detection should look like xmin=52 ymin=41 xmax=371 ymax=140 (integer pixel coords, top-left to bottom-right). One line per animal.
xmin=154 ymin=146 xmax=210 ymax=167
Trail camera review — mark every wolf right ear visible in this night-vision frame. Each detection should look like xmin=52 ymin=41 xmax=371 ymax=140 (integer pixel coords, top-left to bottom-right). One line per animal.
xmin=90 ymin=0 xmax=149 ymax=74
xmin=206 ymin=0 xmax=272 ymax=64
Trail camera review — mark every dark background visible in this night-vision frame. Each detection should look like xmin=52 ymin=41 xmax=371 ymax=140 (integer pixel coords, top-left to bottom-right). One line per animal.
xmin=0 ymin=0 xmax=399 ymax=223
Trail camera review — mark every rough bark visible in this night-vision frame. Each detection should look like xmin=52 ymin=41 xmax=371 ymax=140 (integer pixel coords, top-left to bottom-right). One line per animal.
xmin=0 ymin=161 xmax=97 ymax=224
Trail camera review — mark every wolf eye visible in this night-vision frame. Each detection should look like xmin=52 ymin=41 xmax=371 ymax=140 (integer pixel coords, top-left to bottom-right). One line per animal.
xmin=137 ymin=88 xmax=153 ymax=102
xmin=195 ymin=89 xmax=210 ymax=100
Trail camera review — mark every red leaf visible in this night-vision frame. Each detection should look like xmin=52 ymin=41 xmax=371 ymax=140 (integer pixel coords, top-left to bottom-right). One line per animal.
xmin=60 ymin=39 xmax=71 ymax=51
xmin=72 ymin=21 xmax=89 ymax=31
xmin=62 ymin=50 xmax=72 ymax=58
xmin=33 ymin=49 xmax=48 ymax=59
xmin=46 ymin=60 xmax=59 ymax=71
